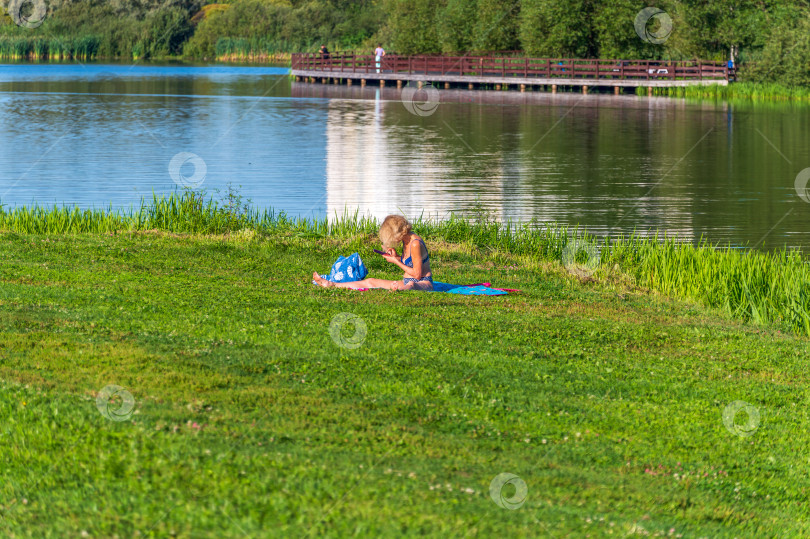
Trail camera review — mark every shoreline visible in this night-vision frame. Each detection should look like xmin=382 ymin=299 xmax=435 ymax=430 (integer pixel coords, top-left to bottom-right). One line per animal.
xmin=2 ymin=191 xmax=809 ymax=337
xmin=2 ymin=56 xmax=808 ymax=102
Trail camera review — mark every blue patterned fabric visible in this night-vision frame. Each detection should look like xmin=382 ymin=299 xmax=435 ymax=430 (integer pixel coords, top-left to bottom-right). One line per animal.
xmin=319 ymin=253 xmax=368 ymax=283
xmin=443 ymin=285 xmax=507 ymax=296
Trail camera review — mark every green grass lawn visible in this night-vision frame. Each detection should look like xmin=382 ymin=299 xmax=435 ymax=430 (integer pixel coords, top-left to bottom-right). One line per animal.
xmin=1 ymin=229 xmax=808 ymax=537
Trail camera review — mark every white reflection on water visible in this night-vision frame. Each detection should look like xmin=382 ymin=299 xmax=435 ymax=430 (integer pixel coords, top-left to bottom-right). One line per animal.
xmin=1 ymin=63 xmax=808 ymax=250
xmin=325 ymin=89 xmax=537 ymax=224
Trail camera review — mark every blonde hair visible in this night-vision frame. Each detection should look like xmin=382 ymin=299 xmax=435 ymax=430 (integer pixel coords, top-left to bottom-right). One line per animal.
xmin=379 ymin=215 xmax=412 ymax=248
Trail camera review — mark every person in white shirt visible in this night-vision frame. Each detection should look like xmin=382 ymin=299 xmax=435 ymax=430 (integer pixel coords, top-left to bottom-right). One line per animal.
xmin=374 ymin=44 xmax=385 ymax=73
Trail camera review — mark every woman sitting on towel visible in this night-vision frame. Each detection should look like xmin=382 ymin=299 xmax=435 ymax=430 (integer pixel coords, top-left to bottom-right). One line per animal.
xmin=313 ymin=215 xmax=433 ymax=291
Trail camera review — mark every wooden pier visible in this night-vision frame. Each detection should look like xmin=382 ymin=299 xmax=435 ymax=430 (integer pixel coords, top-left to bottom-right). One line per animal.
xmin=291 ymin=53 xmax=732 ymax=94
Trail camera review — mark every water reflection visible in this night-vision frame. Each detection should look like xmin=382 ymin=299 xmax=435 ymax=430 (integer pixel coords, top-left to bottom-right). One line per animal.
xmin=318 ymin=83 xmax=719 ymax=243
xmin=0 ymin=63 xmax=809 ymax=251
xmin=303 ymin=80 xmax=810 ymax=250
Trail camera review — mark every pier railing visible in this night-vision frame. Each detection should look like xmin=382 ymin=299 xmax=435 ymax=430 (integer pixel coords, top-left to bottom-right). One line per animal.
xmin=291 ymin=53 xmax=733 ymax=82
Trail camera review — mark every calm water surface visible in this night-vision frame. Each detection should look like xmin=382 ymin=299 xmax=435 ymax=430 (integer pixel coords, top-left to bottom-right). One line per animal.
xmin=1 ymin=62 xmax=809 ymax=250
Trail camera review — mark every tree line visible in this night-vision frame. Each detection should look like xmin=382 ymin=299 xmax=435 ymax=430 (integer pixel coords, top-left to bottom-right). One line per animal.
xmin=0 ymin=0 xmax=808 ymax=85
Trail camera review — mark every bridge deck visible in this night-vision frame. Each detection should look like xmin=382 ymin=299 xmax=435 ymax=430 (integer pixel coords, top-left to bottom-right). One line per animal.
xmin=291 ymin=53 xmax=732 ymax=88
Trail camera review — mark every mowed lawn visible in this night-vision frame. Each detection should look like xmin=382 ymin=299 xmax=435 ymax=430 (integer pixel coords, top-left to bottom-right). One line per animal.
xmin=0 ymin=230 xmax=808 ymax=537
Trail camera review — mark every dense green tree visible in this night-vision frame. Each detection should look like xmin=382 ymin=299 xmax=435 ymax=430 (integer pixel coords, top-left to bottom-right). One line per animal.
xmin=744 ymin=5 xmax=810 ymax=86
xmin=437 ymin=0 xmax=477 ymax=53
xmin=591 ymin=0 xmax=657 ymax=59
xmin=383 ymin=0 xmax=441 ymax=54
xmin=141 ymin=7 xmax=194 ymax=56
xmin=519 ymin=0 xmax=597 ymax=57
xmin=668 ymin=0 xmax=768 ymax=61
xmin=473 ymin=0 xmax=520 ymax=51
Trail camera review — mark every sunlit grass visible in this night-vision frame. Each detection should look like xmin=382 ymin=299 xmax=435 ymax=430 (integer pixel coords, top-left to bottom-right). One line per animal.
xmin=2 ymin=190 xmax=809 ymax=337
xmin=2 ymin=195 xmax=809 ymax=536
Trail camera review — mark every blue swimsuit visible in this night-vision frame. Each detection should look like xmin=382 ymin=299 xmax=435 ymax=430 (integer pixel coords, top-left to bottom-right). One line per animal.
xmin=402 ymin=238 xmax=433 ymax=285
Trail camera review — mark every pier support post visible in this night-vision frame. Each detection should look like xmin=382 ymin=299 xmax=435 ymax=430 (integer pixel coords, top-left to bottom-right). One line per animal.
xmin=361 ymin=79 xmax=366 ymax=87
xmin=582 ymin=86 xmax=588 ymax=94
xmin=647 ymin=87 xmax=653 ymax=97
xmin=397 ymin=80 xmax=403 ymax=89
xmin=551 ymin=84 xmax=557 ymax=94
xmin=520 ymin=84 xmax=526 ymax=92
xmin=614 ymin=86 xmax=620 ymax=95
xmin=380 ymin=80 xmax=385 ymax=87
xmin=444 ymin=82 xmax=450 ymax=89
xmin=347 ymin=79 xmax=352 ymax=86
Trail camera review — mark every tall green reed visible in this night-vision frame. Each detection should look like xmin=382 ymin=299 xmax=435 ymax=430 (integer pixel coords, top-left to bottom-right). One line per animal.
xmin=646 ymin=82 xmax=810 ymax=101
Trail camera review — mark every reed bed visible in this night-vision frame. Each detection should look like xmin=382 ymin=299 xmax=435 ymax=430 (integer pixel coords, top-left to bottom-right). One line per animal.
xmin=2 ymin=190 xmax=809 ymax=336
xmin=0 ymin=35 xmax=101 ymax=60
xmin=214 ymin=37 xmax=298 ymax=63
xmin=644 ymin=82 xmax=810 ymax=101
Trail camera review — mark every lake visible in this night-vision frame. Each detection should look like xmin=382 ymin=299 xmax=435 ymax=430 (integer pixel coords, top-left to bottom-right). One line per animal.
xmin=1 ymin=62 xmax=808 ymax=250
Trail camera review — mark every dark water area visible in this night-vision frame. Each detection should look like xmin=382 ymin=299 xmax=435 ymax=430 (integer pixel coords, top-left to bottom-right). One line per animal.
xmin=1 ymin=61 xmax=809 ymax=251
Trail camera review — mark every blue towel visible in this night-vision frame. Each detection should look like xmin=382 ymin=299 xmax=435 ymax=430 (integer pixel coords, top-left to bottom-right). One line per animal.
xmin=433 ymin=282 xmax=508 ymax=295
xmin=319 ymin=253 xmax=368 ymax=283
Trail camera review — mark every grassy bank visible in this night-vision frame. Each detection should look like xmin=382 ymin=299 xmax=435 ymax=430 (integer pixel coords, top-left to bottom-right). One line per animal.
xmin=2 ymin=191 xmax=810 ymax=337
xmin=0 ymin=193 xmax=808 ymax=536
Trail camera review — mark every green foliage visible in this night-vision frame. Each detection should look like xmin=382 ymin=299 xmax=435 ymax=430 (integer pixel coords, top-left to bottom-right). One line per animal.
xmin=473 ymin=0 xmax=520 ymax=51
xmin=671 ymin=0 xmax=765 ymax=61
xmin=520 ymin=0 xmax=596 ymax=57
xmin=383 ymin=0 xmax=441 ymax=55
xmin=743 ymin=7 xmax=810 ymax=87
xmin=184 ymin=0 xmax=293 ymax=58
xmin=591 ymin=0 xmax=656 ymax=59
xmin=185 ymin=0 xmax=383 ymax=59
xmin=0 ymin=0 xmax=202 ymax=59
xmin=141 ymin=7 xmax=194 ymax=57
xmin=1 ymin=0 xmax=810 ymax=87
xmin=437 ymin=0 xmax=477 ymax=53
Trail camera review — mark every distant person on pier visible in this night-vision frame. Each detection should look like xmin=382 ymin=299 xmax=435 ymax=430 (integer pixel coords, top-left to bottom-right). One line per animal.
xmin=375 ymin=44 xmax=385 ymax=73
xmin=319 ymin=45 xmax=330 ymax=60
